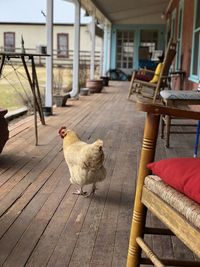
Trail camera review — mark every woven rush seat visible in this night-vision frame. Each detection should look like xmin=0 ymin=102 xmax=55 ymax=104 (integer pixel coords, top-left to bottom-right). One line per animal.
xmin=160 ymin=90 xmax=200 ymax=101
xmin=127 ymin=101 xmax=200 ymax=266
xmin=144 ymin=175 xmax=200 ymax=230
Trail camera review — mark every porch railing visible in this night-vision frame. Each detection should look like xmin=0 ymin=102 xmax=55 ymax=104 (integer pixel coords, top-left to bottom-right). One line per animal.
xmin=0 ymin=47 xmax=101 ymax=69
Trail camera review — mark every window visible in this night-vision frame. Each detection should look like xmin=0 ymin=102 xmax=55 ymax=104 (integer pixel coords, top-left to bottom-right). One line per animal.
xmin=4 ymin=32 xmax=15 ymax=52
xmin=166 ymin=18 xmax=171 ymax=48
xmin=176 ymin=0 xmax=184 ymax=70
xmin=57 ymin=33 xmax=68 ymax=58
xmin=190 ymin=0 xmax=200 ymax=81
xmin=171 ymin=9 xmax=177 ymax=42
xmin=116 ymin=30 xmax=134 ymax=69
xmin=139 ymin=30 xmax=158 ymax=60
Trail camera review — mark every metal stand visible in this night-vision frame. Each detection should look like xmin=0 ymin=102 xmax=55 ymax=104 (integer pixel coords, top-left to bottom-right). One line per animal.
xmin=0 ymin=52 xmax=47 ymax=145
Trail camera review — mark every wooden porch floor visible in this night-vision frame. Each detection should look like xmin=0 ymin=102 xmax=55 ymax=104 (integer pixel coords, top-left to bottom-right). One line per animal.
xmin=0 ymin=82 xmax=197 ymax=267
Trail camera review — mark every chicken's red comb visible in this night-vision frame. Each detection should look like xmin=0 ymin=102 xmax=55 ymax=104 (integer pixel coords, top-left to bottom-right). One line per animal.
xmin=58 ymin=126 xmax=67 ymax=135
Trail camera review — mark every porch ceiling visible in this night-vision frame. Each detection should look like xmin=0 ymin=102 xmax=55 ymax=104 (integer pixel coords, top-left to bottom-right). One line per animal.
xmin=90 ymin=0 xmax=169 ymax=24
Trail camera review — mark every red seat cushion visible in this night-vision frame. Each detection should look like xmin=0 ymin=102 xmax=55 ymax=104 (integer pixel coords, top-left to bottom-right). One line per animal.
xmin=135 ymin=74 xmax=152 ymax=82
xmin=147 ymin=158 xmax=200 ymax=204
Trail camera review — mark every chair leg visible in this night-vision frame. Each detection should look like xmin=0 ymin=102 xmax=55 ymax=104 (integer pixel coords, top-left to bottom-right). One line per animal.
xmin=161 ymin=115 xmax=165 ymax=139
xmin=127 ymin=113 xmax=160 ymax=267
xmin=166 ymin=115 xmax=171 ymax=148
xmin=128 ymin=72 xmax=136 ymax=99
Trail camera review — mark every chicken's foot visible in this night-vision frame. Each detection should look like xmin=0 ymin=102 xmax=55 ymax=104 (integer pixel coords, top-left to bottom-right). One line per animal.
xmin=85 ymin=183 xmax=97 ymax=197
xmin=73 ymin=187 xmax=87 ymax=196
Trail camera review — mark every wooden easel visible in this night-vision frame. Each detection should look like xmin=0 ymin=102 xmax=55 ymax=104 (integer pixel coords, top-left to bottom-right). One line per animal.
xmin=0 ymin=52 xmax=47 ymax=145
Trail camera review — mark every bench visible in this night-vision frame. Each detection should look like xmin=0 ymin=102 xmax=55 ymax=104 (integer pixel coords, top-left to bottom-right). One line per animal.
xmin=126 ymin=100 xmax=200 ymax=266
xmin=0 ymin=108 xmax=9 ymax=153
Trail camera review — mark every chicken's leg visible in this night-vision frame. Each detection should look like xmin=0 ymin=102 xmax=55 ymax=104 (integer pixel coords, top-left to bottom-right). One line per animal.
xmin=85 ymin=183 xmax=97 ymax=197
xmin=73 ymin=186 xmax=87 ymax=196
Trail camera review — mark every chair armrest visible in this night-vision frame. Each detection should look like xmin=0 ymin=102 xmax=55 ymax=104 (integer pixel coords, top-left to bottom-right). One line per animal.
xmin=139 ymin=68 xmax=155 ymax=74
xmin=136 ymin=99 xmax=200 ymax=120
xmin=134 ymin=80 xmax=157 ymax=88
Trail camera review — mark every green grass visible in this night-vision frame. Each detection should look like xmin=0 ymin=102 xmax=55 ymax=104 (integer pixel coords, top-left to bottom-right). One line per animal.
xmin=0 ymin=65 xmax=72 ymax=112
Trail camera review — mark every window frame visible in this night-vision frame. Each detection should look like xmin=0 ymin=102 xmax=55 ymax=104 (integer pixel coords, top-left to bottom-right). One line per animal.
xmin=176 ymin=0 xmax=184 ymax=70
xmin=190 ymin=0 xmax=200 ymax=82
xmin=171 ymin=9 xmax=177 ymax=42
xmin=165 ymin=18 xmax=171 ymax=48
xmin=57 ymin=33 xmax=69 ymax=58
xmin=4 ymin=32 xmax=15 ymax=52
xmin=116 ymin=30 xmax=134 ymax=70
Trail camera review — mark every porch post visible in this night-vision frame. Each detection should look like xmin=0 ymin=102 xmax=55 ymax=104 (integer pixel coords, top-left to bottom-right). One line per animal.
xmin=69 ymin=0 xmax=80 ymax=98
xmin=103 ymin=23 xmax=111 ymax=76
xmin=45 ymin=0 xmax=53 ymax=116
xmin=102 ymin=24 xmax=108 ymax=76
xmin=100 ymin=35 xmax=104 ymax=77
xmin=90 ymin=15 xmax=96 ymax=80
xmin=107 ymin=24 xmax=111 ymax=74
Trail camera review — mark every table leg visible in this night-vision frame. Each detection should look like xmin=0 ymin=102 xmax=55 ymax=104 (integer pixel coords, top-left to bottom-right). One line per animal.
xmin=127 ymin=113 xmax=160 ymax=267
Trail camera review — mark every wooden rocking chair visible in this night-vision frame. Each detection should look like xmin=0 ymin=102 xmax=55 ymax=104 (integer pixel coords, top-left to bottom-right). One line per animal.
xmin=126 ymin=100 xmax=200 ymax=267
xmin=128 ymin=40 xmax=176 ymax=103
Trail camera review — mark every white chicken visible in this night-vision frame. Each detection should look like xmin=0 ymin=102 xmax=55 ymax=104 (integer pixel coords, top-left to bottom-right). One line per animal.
xmin=59 ymin=127 xmax=106 ymax=196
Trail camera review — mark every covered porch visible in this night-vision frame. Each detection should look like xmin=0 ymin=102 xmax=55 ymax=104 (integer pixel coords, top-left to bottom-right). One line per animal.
xmin=0 ymin=82 xmax=197 ymax=266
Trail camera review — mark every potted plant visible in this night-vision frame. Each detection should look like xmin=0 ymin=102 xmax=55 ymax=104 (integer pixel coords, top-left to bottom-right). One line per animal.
xmin=86 ymin=79 xmax=103 ymax=93
xmin=53 ymin=68 xmax=69 ymax=107
xmin=79 ymin=60 xmax=89 ymax=96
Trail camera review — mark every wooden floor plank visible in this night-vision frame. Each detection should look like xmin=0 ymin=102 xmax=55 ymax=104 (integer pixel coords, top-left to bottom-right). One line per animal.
xmin=67 ymin=88 xmax=127 ymax=267
xmin=0 ymin=82 xmax=197 ymax=267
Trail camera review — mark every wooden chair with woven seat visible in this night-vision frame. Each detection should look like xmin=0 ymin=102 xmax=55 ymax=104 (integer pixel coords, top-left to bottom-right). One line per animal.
xmin=160 ymin=89 xmax=200 ymax=148
xmin=128 ymin=39 xmax=176 ymax=103
xmin=126 ymin=100 xmax=200 ymax=267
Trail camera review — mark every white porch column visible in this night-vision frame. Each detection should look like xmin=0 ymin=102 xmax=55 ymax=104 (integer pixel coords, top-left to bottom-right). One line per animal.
xmin=99 ymin=36 xmax=104 ymax=77
xmin=45 ymin=0 xmax=53 ymax=116
xmin=90 ymin=15 xmax=96 ymax=80
xmin=103 ymin=23 xmax=111 ymax=76
xmin=103 ymin=24 xmax=108 ymax=76
xmin=106 ymin=24 xmax=111 ymax=74
xmin=69 ymin=0 xmax=80 ymax=98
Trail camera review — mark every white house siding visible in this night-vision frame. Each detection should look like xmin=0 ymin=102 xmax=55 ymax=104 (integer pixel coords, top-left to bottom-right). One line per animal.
xmin=0 ymin=23 xmax=102 ymax=62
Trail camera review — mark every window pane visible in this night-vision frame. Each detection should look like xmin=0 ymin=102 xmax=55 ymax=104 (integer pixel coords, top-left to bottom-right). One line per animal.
xmin=192 ymin=32 xmax=199 ymax=76
xmin=140 ymin=30 xmax=158 ymax=60
xmin=4 ymin=32 xmax=15 ymax=52
xmin=195 ymin=0 xmax=200 ymax=29
xmin=116 ymin=30 xmax=134 ymax=70
xmin=57 ymin=34 xmax=68 ymax=57
xmin=178 ymin=9 xmax=183 ymax=38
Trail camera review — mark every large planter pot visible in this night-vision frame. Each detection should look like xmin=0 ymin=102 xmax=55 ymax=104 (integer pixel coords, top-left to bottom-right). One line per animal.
xmin=53 ymin=94 xmax=69 ymax=107
xmin=86 ymin=79 xmax=103 ymax=93
xmin=100 ymin=76 xmax=109 ymax=86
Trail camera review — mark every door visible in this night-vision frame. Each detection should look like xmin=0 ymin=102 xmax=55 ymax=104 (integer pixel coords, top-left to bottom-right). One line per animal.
xmin=116 ymin=30 xmax=134 ymax=73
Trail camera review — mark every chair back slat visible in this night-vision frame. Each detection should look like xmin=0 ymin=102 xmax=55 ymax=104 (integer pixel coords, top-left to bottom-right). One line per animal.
xmin=153 ymin=39 xmax=176 ymax=102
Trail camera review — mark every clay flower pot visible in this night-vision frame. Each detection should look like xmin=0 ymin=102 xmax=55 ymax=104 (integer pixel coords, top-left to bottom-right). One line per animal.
xmin=86 ymin=79 xmax=103 ymax=93
xmin=53 ymin=94 xmax=69 ymax=107
xmin=80 ymin=88 xmax=89 ymax=96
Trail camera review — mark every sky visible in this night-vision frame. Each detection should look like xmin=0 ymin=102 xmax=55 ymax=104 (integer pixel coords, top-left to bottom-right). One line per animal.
xmin=0 ymin=0 xmax=91 ymax=24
